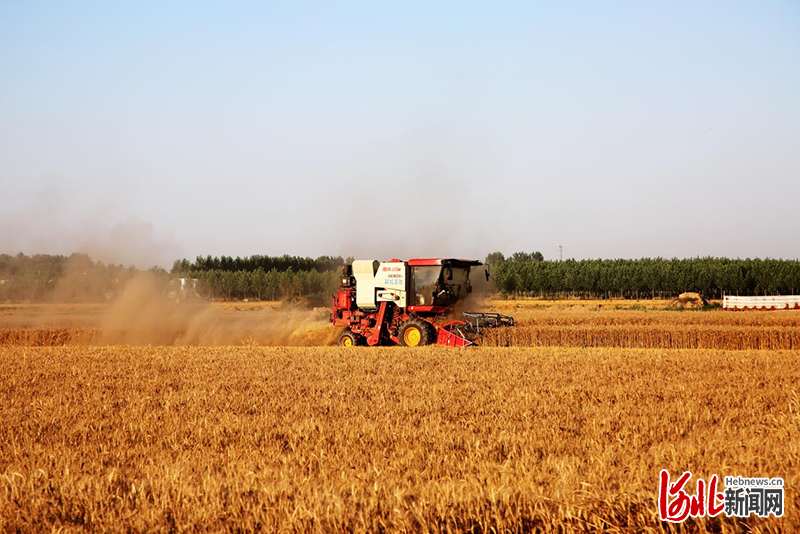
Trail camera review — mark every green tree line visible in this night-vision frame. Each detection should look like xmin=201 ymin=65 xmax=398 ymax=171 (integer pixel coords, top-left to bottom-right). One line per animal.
xmin=171 ymin=254 xmax=346 ymax=275
xmin=487 ymin=254 xmax=800 ymax=299
xmin=5 ymin=252 xmax=800 ymax=303
xmin=188 ymin=268 xmax=339 ymax=302
xmin=0 ymin=253 xmax=144 ymax=302
xmin=0 ymin=253 xmax=341 ymax=303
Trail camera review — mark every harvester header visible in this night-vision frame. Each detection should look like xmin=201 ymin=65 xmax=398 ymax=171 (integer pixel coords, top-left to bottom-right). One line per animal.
xmin=331 ymin=258 xmax=514 ymax=347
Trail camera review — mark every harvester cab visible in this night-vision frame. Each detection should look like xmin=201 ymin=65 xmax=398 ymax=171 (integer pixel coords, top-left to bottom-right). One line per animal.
xmin=331 ymin=258 xmax=514 ymax=347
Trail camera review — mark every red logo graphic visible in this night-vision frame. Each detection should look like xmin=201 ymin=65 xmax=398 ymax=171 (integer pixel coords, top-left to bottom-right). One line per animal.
xmin=659 ymin=470 xmax=724 ymax=522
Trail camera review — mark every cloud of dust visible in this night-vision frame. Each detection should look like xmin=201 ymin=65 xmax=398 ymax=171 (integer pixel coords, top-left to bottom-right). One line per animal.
xmin=48 ymin=253 xmax=126 ymax=303
xmin=330 ymin=135 xmax=504 ymax=261
xmin=96 ymin=274 xmax=337 ymax=346
xmin=0 ymin=184 xmax=180 ymax=269
xmin=448 ymin=264 xmax=492 ymax=318
xmin=78 ymin=217 xmax=179 ymax=269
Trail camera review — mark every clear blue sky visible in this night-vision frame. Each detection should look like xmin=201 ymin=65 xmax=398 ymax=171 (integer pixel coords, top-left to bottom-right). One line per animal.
xmin=2 ymin=1 xmax=799 ymax=267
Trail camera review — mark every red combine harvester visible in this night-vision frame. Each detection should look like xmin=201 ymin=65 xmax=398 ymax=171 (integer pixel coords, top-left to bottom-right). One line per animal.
xmin=330 ymin=258 xmax=514 ymax=347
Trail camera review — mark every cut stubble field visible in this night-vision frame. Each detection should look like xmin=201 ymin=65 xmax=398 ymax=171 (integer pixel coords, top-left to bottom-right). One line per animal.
xmin=1 ymin=345 xmax=798 ymax=532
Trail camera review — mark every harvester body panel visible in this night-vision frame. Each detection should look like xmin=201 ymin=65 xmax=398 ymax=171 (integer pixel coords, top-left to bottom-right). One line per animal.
xmin=352 ymin=259 xmax=409 ymax=308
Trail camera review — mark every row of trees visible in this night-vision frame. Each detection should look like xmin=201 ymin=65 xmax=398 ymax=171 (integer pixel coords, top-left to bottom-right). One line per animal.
xmin=0 ymin=252 xmax=339 ymax=303
xmin=487 ymin=256 xmax=800 ymax=299
xmin=486 ymin=251 xmax=544 ymax=264
xmin=171 ymin=254 xmax=347 ymax=275
xmin=187 ymin=268 xmax=339 ymax=302
xmin=0 ymin=253 xmax=142 ymax=302
xmin=5 ymin=252 xmax=800 ymax=302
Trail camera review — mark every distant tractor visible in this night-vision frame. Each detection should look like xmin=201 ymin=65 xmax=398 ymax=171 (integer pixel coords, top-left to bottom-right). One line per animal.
xmin=330 ymin=258 xmax=514 ymax=347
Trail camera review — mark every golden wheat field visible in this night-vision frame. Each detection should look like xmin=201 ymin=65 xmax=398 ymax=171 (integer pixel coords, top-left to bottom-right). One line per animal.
xmin=0 ymin=346 xmax=798 ymax=532
xmin=3 ymin=298 xmax=800 ymax=350
xmin=1 ymin=300 xmax=799 ymax=532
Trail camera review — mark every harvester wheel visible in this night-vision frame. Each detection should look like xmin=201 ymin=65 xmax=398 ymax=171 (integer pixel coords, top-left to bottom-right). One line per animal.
xmin=423 ymin=321 xmax=438 ymax=343
xmin=398 ymin=319 xmax=433 ymax=347
xmin=337 ymin=331 xmax=359 ymax=347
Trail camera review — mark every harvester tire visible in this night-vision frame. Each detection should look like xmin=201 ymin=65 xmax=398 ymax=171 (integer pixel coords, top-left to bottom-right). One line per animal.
xmin=399 ymin=319 xmax=433 ymax=347
xmin=337 ymin=331 xmax=359 ymax=347
xmin=423 ymin=321 xmax=438 ymax=343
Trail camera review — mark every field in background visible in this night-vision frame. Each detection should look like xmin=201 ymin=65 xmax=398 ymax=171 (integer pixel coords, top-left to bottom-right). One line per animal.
xmin=1 ymin=346 xmax=798 ymax=532
xmin=0 ymin=298 xmax=716 ymax=329
xmin=2 ymin=299 xmax=799 ymax=350
xmin=0 ymin=301 xmax=283 ymax=329
xmin=484 ymin=300 xmax=800 ymax=350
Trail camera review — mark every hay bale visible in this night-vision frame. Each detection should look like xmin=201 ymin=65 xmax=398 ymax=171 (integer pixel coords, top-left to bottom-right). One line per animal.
xmin=669 ymin=292 xmax=708 ymax=309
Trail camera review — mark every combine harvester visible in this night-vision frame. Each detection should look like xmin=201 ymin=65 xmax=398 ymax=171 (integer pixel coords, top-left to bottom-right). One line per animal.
xmin=723 ymin=295 xmax=800 ymax=311
xmin=330 ymin=258 xmax=514 ymax=347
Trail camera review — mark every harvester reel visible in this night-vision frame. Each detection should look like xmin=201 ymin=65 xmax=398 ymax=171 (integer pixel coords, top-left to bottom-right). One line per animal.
xmin=461 ymin=312 xmax=515 ymax=330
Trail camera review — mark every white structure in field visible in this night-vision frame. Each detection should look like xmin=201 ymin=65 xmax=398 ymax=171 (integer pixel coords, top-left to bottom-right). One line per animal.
xmin=723 ymin=295 xmax=800 ymax=311
xmin=167 ymin=278 xmax=200 ymax=301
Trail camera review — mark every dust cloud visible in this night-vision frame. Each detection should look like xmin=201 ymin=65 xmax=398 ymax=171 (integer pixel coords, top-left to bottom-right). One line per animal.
xmin=95 ymin=275 xmax=337 ymax=347
xmin=448 ymin=265 xmax=491 ymax=318
xmin=0 ymin=185 xmax=179 ymax=269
